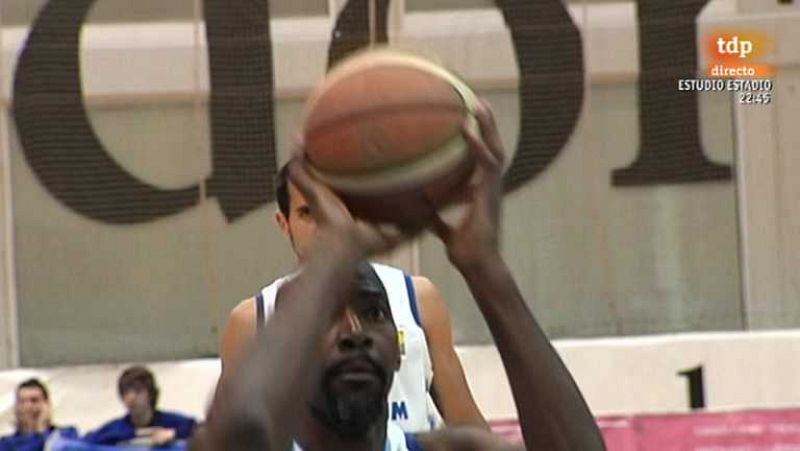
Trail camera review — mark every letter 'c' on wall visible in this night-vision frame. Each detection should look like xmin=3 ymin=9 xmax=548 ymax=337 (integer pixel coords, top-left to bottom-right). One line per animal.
xmin=13 ymin=0 xmax=201 ymax=224
xmin=13 ymin=0 xmax=278 ymax=224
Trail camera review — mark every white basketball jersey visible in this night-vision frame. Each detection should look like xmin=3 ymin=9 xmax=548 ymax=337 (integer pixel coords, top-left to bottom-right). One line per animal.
xmin=257 ymin=262 xmax=440 ymax=433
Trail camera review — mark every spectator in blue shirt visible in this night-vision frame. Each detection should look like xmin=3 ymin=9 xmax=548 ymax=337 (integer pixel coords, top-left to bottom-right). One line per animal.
xmin=83 ymin=366 xmax=196 ymax=447
xmin=0 ymin=378 xmax=78 ymax=451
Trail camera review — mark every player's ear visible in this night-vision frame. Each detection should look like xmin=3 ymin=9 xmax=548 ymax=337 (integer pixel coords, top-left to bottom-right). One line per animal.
xmin=275 ymin=211 xmax=291 ymax=239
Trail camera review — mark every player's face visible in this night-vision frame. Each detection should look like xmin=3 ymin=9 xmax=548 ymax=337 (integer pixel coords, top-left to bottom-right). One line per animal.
xmin=275 ymin=182 xmax=317 ymax=261
xmin=15 ymin=387 xmax=49 ymax=431
xmin=310 ymin=279 xmax=400 ymax=438
xmin=121 ymin=385 xmax=153 ymax=418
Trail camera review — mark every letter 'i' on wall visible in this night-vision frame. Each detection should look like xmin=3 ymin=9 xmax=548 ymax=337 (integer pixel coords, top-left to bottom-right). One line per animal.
xmin=203 ymin=0 xmax=277 ymax=222
xmin=612 ymin=0 xmax=732 ymax=186
xmin=328 ymin=0 xmax=390 ymax=68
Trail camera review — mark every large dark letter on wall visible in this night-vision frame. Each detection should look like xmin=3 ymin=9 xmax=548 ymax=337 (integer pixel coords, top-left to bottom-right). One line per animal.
xmin=328 ymin=0 xmax=390 ymax=69
xmin=204 ymin=0 xmax=277 ymax=221
xmin=496 ymin=0 xmax=584 ymax=192
xmin=613 ymin=0 xmax=731 ymax=185
xmin=13 ymin=0 xmax=200 ymax=224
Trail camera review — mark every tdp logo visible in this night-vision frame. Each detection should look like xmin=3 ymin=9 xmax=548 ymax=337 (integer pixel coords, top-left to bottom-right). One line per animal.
xmin=391 ymin=401 xmax=409 ymax=421
xmin=716 ymin=36 xmax=752 ymax=59
xmin=705 ymin=30 xmax=773 ymax=78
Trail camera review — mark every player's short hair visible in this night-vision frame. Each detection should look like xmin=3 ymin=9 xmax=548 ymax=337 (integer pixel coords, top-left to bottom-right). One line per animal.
xmin=16 ymin=378 xmax=49 ymax=401
xmin=275 ymin=164 xmax=290 ymax=217
xmin=355 ymin=262 xmax=393 ymax=325
xmin=118 ymin=365 xmax=159 ymax=409
xmin=356 ymin=262 xmax=387 ymax=299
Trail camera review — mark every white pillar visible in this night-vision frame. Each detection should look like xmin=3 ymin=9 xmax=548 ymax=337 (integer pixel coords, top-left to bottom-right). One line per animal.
xmin=728 ymin=6 xmax=800 ymax=328
xmin=0 ymin=81 xmax=19 ymax=369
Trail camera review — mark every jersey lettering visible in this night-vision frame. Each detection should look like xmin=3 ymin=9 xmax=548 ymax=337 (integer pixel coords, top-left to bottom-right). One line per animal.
xmin=391 ymin=401 xmax=409 ymax=421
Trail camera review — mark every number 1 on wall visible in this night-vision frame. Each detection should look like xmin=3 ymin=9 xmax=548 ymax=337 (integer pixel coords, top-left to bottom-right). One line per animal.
xmin=678 ymin=365 xmax=706 ymax=409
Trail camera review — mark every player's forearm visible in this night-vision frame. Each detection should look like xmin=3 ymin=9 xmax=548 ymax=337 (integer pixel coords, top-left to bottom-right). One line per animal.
xmin=254 ymin=236 xmax=365 ymax=411
xmin=208 ymin=237 xmax=365 ymax=451
xmin=458 ymin=254 xmax=605 ymax=451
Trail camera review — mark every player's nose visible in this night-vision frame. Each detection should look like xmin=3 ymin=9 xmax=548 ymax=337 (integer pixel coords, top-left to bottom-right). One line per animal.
xmin=338 ymin=307 xmax=362 ymax=332
xmin=338 ymin=332 xmax=374 ymax=352
xmin=336 ymin=308 xmax=373 ymax=350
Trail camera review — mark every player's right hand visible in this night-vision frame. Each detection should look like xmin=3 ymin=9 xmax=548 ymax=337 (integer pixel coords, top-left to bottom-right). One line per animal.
xmin=287 ymin=148 xmax=411 ymax=257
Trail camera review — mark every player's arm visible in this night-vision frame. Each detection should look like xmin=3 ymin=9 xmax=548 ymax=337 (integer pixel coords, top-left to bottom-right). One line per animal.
xmin=416 ymin=426 xmax=516 ymax=451
xmin=207 ymin=246 xmax=362 ymax=451
xmin=202 ymin=157 xmax=409 ymax=451
xmin=414 ymin=276 xmax=489 ymax=429
xmin=218 ymin=298 xmax=257 ymax=383
xmin=425 ymin=102 xmax=605 ymax=451
xmin=455 ymin=252 xmax=604 ymax=450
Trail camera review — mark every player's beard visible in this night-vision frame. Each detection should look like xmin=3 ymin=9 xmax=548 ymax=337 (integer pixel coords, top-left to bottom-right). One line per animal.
xmin=311 ymin=360 xmax=389 ymax=439
xmin=317 ymin=387 xmax=386 ymax=438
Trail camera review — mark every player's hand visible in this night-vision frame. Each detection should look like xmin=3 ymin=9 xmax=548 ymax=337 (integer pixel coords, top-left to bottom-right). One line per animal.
xmin=430 ymin=100 xmax=506 ymax=270
xmin=137 ymin=426 xmax=177 ymax=446
xmin=287 ymin=150 xmax=412 ymax=257
xmin=32 ymin=405 xmax=51 ymax=433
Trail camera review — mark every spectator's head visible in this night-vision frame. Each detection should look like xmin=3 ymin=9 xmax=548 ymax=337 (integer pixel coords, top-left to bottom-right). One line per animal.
xmin=274 ymin=163 xmax=317 ymax=261
xmin=118 ymin=366 xmax=159 ymax=419
xmin=14 ymin=378 xmax=52 ymax=433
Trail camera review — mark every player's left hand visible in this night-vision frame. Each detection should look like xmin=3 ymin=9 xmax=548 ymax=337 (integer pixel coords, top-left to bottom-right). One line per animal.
xmin=430 ymin=99 xmax=506 ymax=270
xmin=136 ymin=426 xmax=177 ymax=446
xmin=32 ymin=407 xmax=51 ymax=433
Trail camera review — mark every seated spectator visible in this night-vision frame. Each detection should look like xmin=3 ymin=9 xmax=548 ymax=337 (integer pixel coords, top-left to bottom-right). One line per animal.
xmin=83 ymin=366 xmax=196 ymax=447
xmin=0 ymin=378 xmax=78 ymax=451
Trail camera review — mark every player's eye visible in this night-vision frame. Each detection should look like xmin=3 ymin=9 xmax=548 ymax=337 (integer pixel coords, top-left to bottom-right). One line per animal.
xmin=364 ymin=305 xmax=387 ymax=322
xmin=296 ymin=206 xmax=311 ymax=218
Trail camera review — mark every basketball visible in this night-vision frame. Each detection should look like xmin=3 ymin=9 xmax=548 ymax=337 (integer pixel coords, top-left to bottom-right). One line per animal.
xmin=302 ymin=48 xmax=481 ymax=223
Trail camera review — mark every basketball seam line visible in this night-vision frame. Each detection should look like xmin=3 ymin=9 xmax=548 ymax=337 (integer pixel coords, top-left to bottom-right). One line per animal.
xmin=305 ymin=102 xmax=467 ymax=138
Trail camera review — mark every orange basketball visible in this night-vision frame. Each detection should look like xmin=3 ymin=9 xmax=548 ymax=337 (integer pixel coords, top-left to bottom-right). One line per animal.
xmin=302 ymin=48 xmax=480 ymax=223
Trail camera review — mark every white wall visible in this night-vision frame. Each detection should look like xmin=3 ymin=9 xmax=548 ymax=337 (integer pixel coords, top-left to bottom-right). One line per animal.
xmin=465 ymin=331 xmax=800 ymax=420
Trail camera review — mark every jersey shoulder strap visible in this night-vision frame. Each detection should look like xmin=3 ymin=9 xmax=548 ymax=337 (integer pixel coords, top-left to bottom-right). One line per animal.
xmin=255 ymin=292 xmax=265 ymax=330
xmin=254 ymin=273 xmax=297 ymax=332
xmin=402 ymin=273 xmax=422 ymax=327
